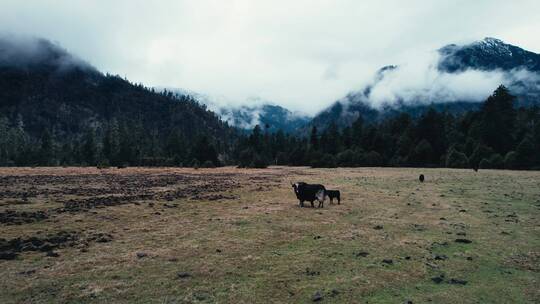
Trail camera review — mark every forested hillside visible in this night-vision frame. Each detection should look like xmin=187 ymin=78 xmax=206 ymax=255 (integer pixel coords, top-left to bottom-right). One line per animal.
xmin=0 ymin=38 xmax=234 ymax=167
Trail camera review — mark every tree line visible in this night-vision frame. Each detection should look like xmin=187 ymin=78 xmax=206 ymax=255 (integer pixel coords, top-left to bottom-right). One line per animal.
xmin=0 ymin=85 xmax=539 ymax=169
xmin=234 ymin=86 xmax=540 ymax=170
xmin=0 ymin=114 xmax=223 ymax=167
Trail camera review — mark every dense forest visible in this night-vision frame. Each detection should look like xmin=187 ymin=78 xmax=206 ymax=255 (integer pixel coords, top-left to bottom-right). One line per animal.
xmin=234 ymin=86 xmax=540 ymax=170
xmin=1 ymin=39 xmax=539 ymax=169
xmin=0 ymin=85 xmax=233 ymax=167
xmin=0 ymin=76 xmax=235 ymax=167
xmin=1 ymin=79 xmax=539 ymax=169
xmin=0 ymin=38 xmax=234 ymax=167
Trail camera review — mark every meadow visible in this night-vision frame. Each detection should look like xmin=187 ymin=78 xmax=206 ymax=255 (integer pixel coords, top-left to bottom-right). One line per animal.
xmin=1 ymin=167 xmax=539 ymax=303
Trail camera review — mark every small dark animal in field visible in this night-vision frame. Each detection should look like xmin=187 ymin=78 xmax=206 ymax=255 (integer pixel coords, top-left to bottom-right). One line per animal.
xmin=292 ymin=182 xmax=326 ymax=208
xmin=326 ymin=190 xmax=341 ymax=204
xmin=419 ymin=174 xmax=425 ymax=182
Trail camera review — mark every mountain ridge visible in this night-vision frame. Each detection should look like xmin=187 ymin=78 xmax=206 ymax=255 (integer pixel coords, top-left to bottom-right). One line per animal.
xmin=308 ymin=37 xmax=540 ymax=131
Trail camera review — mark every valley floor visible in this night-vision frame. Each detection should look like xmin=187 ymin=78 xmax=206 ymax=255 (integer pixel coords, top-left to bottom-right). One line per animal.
xmin=0 ymin=167 xmax=539 ymax=303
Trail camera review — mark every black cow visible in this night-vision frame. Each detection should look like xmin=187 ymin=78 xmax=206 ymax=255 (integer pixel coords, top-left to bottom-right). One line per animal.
xmin=326 ymin=190 xmax=341 ymax=204
xmin=292 ymin=182 xmax=326 ymax=208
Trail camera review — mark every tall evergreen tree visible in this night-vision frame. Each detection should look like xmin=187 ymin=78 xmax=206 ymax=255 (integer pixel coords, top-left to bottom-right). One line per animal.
xmin=0 ymin=117 xmax=10 ymax=165
xmin=103 ymin=120 xmax=120 ymax=165
xmin=192 ymin=135 xmax=219 ymax=166
xmin=40 ymin=129 xmax=55 ymax=166
xmin=479 ymin=85 xmax=516 ymax=153
xmin=351 ymin=116 xmax=364 ymax=147
xmin=82 ymin=128 xmax=98 ymax=166
xmin=166 ymin=130 xmax=187 ymax=165
xmin=321 ymin=122 xmax=340 ymax=154
xmin=310 ymin=126 xmax=319 ymax=150
xmin=249 ymin=125 xmax=263 ymax=153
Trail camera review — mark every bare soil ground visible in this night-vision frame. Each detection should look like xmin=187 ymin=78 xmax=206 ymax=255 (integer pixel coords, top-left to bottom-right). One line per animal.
xmin=0 ymin=167 xmax=539 ymax=303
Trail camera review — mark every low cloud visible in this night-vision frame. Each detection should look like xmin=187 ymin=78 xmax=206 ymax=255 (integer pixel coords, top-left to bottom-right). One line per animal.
xmin=0 ymin=34 xmax=94 ymax=72
xmin=165 ymin=88 xmax=270 ymax=128
xmin=2 ymin=1 xmax=538 ymax=114
xmin=219 ymin=106 xmax=263 ymax=129
xmin=353 ymin=50 xmax=539 ymax=109
xmin=210 ymin=97 xmax=311 ymax=129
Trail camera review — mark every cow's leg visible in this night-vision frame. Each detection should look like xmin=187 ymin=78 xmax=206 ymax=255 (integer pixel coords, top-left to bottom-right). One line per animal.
xmin=337 ymin=196 xmax=340 ymax=205
xmin=310 ymin=200 xmax=315 ymax=208
xmin=299 ymin=200 xmax=304 ymax=207
xmin=316 ymin=190 xmax=325 ymax=208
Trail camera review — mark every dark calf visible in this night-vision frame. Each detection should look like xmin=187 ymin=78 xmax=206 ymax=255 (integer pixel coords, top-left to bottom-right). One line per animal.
xmin=326 ymin=190 xmax=341 ymax=204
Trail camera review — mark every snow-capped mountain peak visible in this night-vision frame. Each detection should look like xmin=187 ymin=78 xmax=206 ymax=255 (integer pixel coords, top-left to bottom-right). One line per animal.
xmin=438 ymin=37 xmax=540 ymax=72
xmin=309 ymin=37 xmax=540 ymax=130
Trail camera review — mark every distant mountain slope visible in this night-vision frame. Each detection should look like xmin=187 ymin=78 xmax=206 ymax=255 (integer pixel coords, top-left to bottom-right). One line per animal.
xmin=166 ymin=88 xmax=310 ymax=133
xmin=217 ymin=104 xmax=310 ymax=133
xmin=310 ymin=38 xmax=540 ymax=130
xmin=0 ymin=37 xmax=233 ymax=165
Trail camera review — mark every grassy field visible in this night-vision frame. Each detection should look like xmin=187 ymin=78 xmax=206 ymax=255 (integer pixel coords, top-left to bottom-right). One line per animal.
xmin=0 ymin=167 xmax=539 ymax=303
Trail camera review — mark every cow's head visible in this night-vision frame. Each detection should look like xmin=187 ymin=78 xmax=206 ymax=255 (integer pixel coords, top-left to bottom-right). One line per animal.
xmin=291 ymin=182 xmax=299 ymax=194
xmin=291 ymin=182 xmax=306 ymax=195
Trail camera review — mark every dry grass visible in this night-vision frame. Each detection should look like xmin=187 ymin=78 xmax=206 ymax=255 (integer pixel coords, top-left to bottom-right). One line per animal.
xmin=0 ymin=166 xmax=539 ymax=303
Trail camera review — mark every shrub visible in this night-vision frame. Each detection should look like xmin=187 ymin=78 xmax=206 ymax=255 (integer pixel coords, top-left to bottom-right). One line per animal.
xmin=446 ymin=148 xmax=469 ymax=168
xmin=364 ymin=151 xmax=383 ymax=166
xmin=309 ymin=151 xmax=324 ymax=167
xmin=201 ymin=160 xmax=215 ymax=168
xmin=275 ymin=152 xmax=288 ymax=166
xmin=97 ymin=160 xmax=110 ymax=169
xmin=289 ymin=147 xmax=307 ymax=166
xmin=488 ymin=153 xmax=504 ymax=169
xmin=337 ymin=149 xmax=355 ymax=167
xmin=409 ymin=139 xmax=434 ymax=165
xmin=321 ymin=154 xmax=337 ymax=168
xmin=352 ymin=149 xmax=366 ymax=166
xmin=439 ymin=154 xmax=447 ymax=167
xmin=237 ymin=148 xmax=254 ymax=168
xmin=250 ymin=154 xmax=269 ymax=168
xmin=516 ymin=136 xmax=535 ymax=168
xmin=388 ymin=155 xmax=399 ymax=166
xmin=479 ymin=158 xmax=491 ymax=169
xmin=311 ymin=153 xmax=337 ymax=168
xmin=469 ymin=144 xmax=494 ymax=169
xmin=504 ymin=151 xmax=517 ymax=169
xmin=389 ymin=155 xmax=408 ymax=167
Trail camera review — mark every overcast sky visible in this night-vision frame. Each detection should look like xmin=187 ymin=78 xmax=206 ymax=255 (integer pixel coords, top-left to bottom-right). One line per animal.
xmin=1 ymin=0 xmax=539 ymax=114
